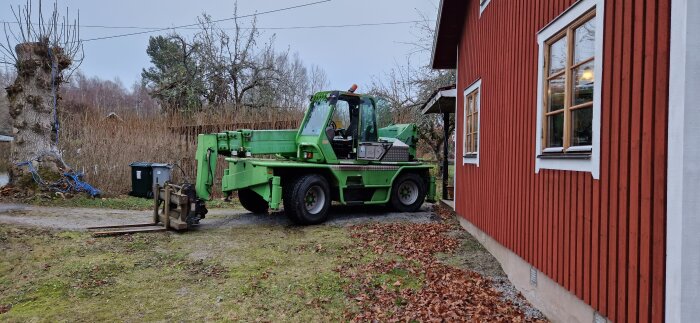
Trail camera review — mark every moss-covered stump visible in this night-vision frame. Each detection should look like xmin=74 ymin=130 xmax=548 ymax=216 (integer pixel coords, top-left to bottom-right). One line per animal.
xmin=7 ymin=40 xmax=72 ymax=190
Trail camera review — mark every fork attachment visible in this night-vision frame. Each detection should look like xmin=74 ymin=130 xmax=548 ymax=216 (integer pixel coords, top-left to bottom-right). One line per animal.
xmin=152 ymin=182 xmax=208 ymax=230
xmin=89 ymin=183 xmax=207 ymax=237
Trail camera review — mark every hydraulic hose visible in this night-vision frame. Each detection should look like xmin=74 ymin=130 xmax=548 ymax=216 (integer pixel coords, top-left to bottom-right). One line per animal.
xmin=206 ymin=148 xmax=214 ymax=199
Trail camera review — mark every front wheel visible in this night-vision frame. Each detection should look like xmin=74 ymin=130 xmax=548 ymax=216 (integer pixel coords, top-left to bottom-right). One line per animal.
xmin=285 ymin=174 xmax=331 ymax=225
xmin=390 ymin=173 xmax=427 ymax=212
xmin=239 ymin=189 xmax=269 ymax=214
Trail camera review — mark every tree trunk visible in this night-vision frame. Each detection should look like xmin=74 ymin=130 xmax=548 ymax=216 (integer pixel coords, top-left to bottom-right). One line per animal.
xmin=6 ymin=41 xmax=71 ymax=186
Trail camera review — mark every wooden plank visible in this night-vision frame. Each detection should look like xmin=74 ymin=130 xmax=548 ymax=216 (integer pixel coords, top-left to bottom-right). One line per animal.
xmin=514 ymin=0 xmax=522 ymax=257
xmin=570 ymin=172 xmax=577 ymax=294
xmin=558 ymin=168 xmax=566 ymax=285
xmin=536 ymin=0 xmax=545 ymax=273
xmin=584 ymin=173 xmax=592 ymax=304
xmin=607 ymin=0 xmax=625 ymax=317
xmin=534 ymin=144 xmax=541 ymax=270
xmin=597 ymin=0 xmax=616 ymax=314
xmin=516 ymin=0 xmax=524 ymax=256
xmin=528 ymin=0 xmax=537 ymax=266
xmin=506 ymin=0 xmax=514 ymax=254
xmin=564 ymin=171 xmax=571 ymax=289
xmin=626 ymin=0 xmax=645 ymax=321
xmin=615 ymin=1 xmax=634 ymax=321
xmin=592 ymin=177 xmax=601 ymax=309
xmin=87 ymin=223 xmax=157 ymax=230
xmin=570 ymin=171 xmax=577 ymax=292
xmin=651 ymin=0 xmax=670 ymax=321
xmin=514 ymin=0 xmax=521 ymax=258
xmin=91 ymin=226 xmax=166 ymax=237
xmin=576 ymin=172 xmax=584 ymax=298
xmin=553 ymin=170 xmax=559 ymax=277
xmin=637 ymin=0 xmax=657 ymax=321
xmin=553 ymin=168 xmax=560 ymax=284
xmin=539 ymin=170 xmax=545 ymax=273
xmin=544 ymin=169 xmax=550 ymax=277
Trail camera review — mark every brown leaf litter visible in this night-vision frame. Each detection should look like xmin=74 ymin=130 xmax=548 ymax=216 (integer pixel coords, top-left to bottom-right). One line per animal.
xmin=337 ymin=208 xmax=548 ymax=322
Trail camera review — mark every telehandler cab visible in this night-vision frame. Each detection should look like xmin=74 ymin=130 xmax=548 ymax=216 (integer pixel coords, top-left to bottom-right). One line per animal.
xmin=89 ymin=86 xmax=436 ymax=236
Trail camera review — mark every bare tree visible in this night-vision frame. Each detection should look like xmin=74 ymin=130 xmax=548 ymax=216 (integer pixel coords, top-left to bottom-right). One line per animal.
xmin=189 ymin=7 xmax=327 ymax=109
xmin=61 ymin=71 xmax=160 ymax=116
xmin=194 ymin=14 xmax=228 ymax=107
xmin=142 ymin=2 xmax=331 ymax=111
xmin=0 ymin=0 xmax=83 ymax=185
xmin=308 ymin=65 xmax=330 ymax=96
xmin=195 ymin=7 xmax=280 ymax=107
xmin=369 ymin=12 xmax=455 ymax=167
xmin=369 ymin=60 xmax=420 ymax=124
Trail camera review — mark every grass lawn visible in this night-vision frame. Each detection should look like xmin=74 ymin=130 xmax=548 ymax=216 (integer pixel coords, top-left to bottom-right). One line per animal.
xmin=0 ymin=204 xmax=546 ymax=322
xmin=0 ymin=224 xmax=356 ymax=321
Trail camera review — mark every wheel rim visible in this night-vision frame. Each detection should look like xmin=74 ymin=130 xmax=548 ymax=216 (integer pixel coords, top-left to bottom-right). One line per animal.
xmin=398 ymin=180 xmax=419 ymax=205
xmin=304 ymin=185 xmax=326 ymax=214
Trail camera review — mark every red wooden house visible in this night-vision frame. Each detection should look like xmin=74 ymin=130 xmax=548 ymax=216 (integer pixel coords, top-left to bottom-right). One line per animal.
xmin=428 ymin=0 xmax=699 ymax=321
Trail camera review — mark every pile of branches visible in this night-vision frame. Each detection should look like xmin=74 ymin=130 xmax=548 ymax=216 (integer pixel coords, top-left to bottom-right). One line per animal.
xmin=338 ymin=217 xmax=546 ymax=322
xmin=2 ymin=153 xmax=100 ymax=199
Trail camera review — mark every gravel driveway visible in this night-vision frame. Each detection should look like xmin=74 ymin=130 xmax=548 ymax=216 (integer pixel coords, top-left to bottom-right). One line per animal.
xmin=0 ymin=203 xmax=435 ymax=231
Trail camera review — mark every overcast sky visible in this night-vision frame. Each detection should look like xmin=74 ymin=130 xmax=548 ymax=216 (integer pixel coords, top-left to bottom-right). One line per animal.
xmin=1 ymin=0 xmax=439 ymax=91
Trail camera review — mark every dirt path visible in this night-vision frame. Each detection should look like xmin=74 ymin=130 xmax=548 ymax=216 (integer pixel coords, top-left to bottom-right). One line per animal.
xmin=0 ymin=203 xmax=435 ymax=231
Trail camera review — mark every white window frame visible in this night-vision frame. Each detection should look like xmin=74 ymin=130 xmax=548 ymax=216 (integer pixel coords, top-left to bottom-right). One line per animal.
xmin=534 ymin=0 xmax=604 ymax=179
xmin=479 ymin=0 xmax=492 ymax=16
xmin=462 ymin=79 xmax=481 ymax=166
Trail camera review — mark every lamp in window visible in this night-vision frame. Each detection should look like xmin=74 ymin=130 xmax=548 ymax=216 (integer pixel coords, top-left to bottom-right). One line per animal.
xmin=580 ymin=67 xmax=594 ymax=82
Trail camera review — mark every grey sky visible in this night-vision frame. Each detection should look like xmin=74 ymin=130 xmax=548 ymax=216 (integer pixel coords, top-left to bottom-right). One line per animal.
xmin=1 ymin=0 xmax=438 ymax=91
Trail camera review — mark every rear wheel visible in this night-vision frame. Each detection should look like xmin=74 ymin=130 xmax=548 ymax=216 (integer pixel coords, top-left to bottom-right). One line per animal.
xmin=284 ymin=174 xmax=331 ymax=225
xmin=390 ymin=173 xmax=427 ymax=212
xmin=238 ymin=189 xmax=269 ymax=214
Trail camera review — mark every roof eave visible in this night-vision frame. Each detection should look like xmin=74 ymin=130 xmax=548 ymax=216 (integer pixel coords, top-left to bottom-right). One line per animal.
xmin=421 ymin=85 xmax=457 ymax=114
xmin=430 ymin=0 xmax=469 ymax=69
xmin=429 ymin=0 xmax=447 ymax=69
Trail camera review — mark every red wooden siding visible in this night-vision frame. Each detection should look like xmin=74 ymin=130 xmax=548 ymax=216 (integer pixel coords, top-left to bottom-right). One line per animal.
xmin=453 ymin=0 xmax=669 ymax=321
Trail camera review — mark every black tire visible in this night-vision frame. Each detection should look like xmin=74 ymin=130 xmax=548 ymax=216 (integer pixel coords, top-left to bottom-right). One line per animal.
xmin=284 ymin=174 xmax=331 ymax=225
xmin=282 ymin=177 xmax=302 ymax=224
xmin=389 ymin=172 xmax=427 ymax=212
xmin=238 ymin=189 xmax=269 ymax=214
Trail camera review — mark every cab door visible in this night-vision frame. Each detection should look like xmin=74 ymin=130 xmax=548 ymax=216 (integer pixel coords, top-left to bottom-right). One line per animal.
xmin=357 ymin=97 xmax=385 ymax=161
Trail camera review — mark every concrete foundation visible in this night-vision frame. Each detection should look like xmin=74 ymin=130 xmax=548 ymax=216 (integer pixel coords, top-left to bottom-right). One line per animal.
xmin=457 ymin=216 xmax=608 ymax=323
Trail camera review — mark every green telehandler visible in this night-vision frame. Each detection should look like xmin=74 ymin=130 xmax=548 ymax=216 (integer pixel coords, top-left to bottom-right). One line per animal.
xmin=89 ymin=86 xmax=436 ymax=236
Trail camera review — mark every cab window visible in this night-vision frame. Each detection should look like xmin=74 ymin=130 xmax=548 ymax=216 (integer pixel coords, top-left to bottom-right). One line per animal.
xmin=300 ymin=100 xmax=331 ymax=136
xmin=331 ymin=100 xmax=351 ymax=131
xmin=359 ymin=98 xmax=377 ymax=142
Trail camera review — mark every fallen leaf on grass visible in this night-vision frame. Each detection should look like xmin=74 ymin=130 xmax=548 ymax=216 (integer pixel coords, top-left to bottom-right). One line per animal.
xmin=338 ymin=214 xmax=547 ymax=323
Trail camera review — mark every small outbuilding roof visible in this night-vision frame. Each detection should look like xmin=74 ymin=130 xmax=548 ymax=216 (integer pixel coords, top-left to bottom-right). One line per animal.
xmin=103 ymin=112 xmax=124 ymax=122
xmin=421 ymin=85 xmax=457 ymax=115
xmin=0 ymin=135 xmax=13 ymax=142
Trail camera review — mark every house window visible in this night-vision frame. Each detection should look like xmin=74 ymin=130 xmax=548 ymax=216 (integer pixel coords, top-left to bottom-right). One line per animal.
xmin=543 ymin=11 xmax=596 ymax=153
xmin=535 ymin=0 xmax=603 ymax=178
xmin=463 ymin=80 xmax=481 ymax=165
